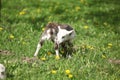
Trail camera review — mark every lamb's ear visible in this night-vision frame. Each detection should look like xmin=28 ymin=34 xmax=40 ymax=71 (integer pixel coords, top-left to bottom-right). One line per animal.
xmin=68 ymin=30 xmax=74 ymax=35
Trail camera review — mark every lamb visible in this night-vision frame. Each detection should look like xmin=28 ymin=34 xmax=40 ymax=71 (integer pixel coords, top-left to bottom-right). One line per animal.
xmin=34 ymin=22 xmax=75 ymax=58
xmin=0 ymin=64 xmax=6 ymax=79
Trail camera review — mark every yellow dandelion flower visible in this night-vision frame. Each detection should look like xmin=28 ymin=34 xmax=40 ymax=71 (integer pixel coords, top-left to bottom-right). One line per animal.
xmin=80 ymin=0 xmax=84 ymax=3
xmin=102 ymin=54 xmax=106 ymax=59
xmin=9 ymin=34 xmax=14 ymax=39
xmin=87 ymin=45 xmax=91 ymax=49
xmin=107 ymin=43 xmax=112 ymax=48
xmin=65 ymin=69 xmax=71 ymax=75
xmin=84 ymin=26 xmax=89 ymax=29
xmin=90 ymin=46 xmax=94 ymax=50
xmin=68 ymin=74 xmax=73 ymax=78
xmin=47 ymin=52 xmax=52 ymax=55
xmin=75 ymin=6 xmax=81 ymax=11
xmin=51 ymin=70 xmax=57 ymax=74
xmin=55 ymin=55 xmax=60 ymax=60
xmin=19 ymin=11 xmax=26 ymax=15
xmin=42 ymin=27 xmax=45 ymax=31
xmin=87 ymin=46 xmax=94 ymax=50
xmin=0 ymin=27 xmax=3 ymax=31
xmin=41 ymin=57 xmax=46 ymax=61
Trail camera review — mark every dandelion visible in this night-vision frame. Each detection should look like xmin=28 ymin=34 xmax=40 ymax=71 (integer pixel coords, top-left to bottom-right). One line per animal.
xmin=9 ymin=34 xmax=14 ymax=39
xmin=42 ymin=27 xmax=45 ymax=31
xmin=90 ymin=46 xmax=94 ymax=50
xmin=87 ymin=45 xmax=91 ymax=49
xmin=84 ymin=26 xmax=89 ymax=29
xmin=102 ymin=54 xmax=106 ymax=59
xmin=68 ymin=74 xmax=73 ymax=78
xmin=108 ymin=43 xmax=112 ymax=48
xmin=41 ymin=57 xmax=46 ymax=61
xmin=75 ymin=6 xmax=81 ymax=11
xmin=108 ymin=43 xmax=112 ymax=46
xmin=80 ymin=0 xmax=84 ymax=3
xmin=19 ymin=11 xmax=26 ymax=15
xmin=87 ymin=45 xmax=94 ymax=50
xmin=0 ymin=27 xmax=3 ymax=31
xmin=51 ymin=70 xmax=57 ymax=74
xmin=47 ymin=52 xmax=52 ymax=55
xmin=55 ymin=55 xmax=60 ymax=60
xmin=65 ymin=69 xmax=71 ymax=75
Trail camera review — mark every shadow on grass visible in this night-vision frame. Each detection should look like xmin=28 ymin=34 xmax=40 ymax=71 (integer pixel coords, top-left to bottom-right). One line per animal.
xmin=85 ymin=0 xmax=120 ymax=33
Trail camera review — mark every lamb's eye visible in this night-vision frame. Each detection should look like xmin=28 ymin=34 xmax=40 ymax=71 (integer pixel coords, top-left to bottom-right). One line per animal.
xmin=62 ymin=36 xmax=65 ymax=39
xmin=69 ymin=33 xmax=72 ymax=36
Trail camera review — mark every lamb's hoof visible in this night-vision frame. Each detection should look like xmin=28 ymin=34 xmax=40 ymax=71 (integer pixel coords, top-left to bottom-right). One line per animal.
xmin=34 ymin=54 xmax=37 ymax=57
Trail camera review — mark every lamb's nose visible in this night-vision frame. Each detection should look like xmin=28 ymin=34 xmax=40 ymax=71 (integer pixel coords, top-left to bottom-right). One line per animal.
xmin=1 ymin=72 xmax=5 ymax=75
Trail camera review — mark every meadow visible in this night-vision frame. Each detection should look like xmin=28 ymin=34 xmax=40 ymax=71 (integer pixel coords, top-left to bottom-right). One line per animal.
xmin=0 ymin=0 xmax=120 ymax=80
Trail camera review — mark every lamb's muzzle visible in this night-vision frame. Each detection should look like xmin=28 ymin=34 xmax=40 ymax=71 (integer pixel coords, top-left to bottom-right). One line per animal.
xmin=0 ymin=64 xmax=6 ymax=79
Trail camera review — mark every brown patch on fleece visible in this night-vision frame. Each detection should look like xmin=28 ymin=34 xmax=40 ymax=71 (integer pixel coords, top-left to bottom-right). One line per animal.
xmin=45 ymin=22 xmax=59 ymax=35
xmin=59 ymin=24 xmax=73 ymax=31
xmin=47 ymin=22 xmax=73 ymax=31
xmin=44 ymin=22 xmax=73 ymax=35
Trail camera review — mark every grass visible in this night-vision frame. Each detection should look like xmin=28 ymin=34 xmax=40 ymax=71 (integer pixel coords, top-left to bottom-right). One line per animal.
xmin=0 ymin=0 xmax=120 ymax=80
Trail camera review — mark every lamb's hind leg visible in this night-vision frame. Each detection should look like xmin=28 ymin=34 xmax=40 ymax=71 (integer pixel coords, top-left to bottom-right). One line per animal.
xmin=34 ymin=34 xmax=47 ymax=56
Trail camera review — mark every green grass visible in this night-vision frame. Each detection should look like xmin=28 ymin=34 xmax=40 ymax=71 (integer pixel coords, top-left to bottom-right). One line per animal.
xmin=0 ymin=0 xmax=120 ymax=80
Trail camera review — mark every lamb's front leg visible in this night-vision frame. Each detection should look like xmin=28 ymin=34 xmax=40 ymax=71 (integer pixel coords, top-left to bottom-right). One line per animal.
xmin=34 ymin=40 xmax=44 ymax=57
xmin=54 ymin=42 xmax=59 ymax=56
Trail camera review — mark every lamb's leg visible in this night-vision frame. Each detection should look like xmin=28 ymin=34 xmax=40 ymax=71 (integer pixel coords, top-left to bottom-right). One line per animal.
xmin=61 ymin=42 xmax=67 ymax=57
xmin=34 ymin=40 xmax=44 ymax=56
xmin=34 ymin=34 xmax=47 ymax=57
xmin=54 ymin=42 xmax=59 ymax=56
xmin=67 ymin=41 xmax=73 ymax=58
xmin=61 ymin=41 xmax=73 ymax=58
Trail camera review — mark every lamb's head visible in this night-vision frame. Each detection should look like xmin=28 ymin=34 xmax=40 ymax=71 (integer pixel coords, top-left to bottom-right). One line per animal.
xmin=0 ymin=64 xmax=6 ymax=79
xmin=57 ymin=26 xmax=75 ymax=44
